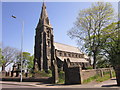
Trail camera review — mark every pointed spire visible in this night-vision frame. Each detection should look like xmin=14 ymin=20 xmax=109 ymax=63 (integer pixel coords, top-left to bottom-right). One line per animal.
xmin=40 ymin=2 xmax=48 ymax=19
xmin=36 ymin=2 xmax=52 ymax=29
xmin=42 ymin=2 xmax=46 ymax=8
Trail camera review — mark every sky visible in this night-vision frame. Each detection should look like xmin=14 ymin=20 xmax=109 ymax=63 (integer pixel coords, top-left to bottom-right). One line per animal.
xmin=0 ymin=2 xmax=2 ymax=45
xmin=2 ymin=1 xmax=118 ymax=56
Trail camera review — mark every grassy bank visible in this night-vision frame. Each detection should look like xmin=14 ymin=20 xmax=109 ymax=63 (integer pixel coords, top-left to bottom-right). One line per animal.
xmin=83 ymin=71 xmax=116 ymax=84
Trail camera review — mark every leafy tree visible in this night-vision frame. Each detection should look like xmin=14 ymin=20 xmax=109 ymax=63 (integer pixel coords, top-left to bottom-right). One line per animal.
xmin=27 ymin=55 xmax=34 ymax=71
xmin=0 ymin=46 xmax=34 ymax=72
xmin=101 ymin=21 xmax=120 ymax=66
xmin=0 ymin=48 xmax=3 ymax=67
xmin=17 ymin=52 xmax=34 ymax=72
xmin=67 ymin=2 xmax=115 ymax=69
xmin=101 ymin=21 xmax=120 ymax=85
xmin=96 ymin=55 xmax=110 ymax=68
xmin=1 ymin=47 xmax=20 ymax=71
xmin=96 ymin=21 xmax=120 ymax=86
xmin=23 ymin=52 xmax=34 ymax=71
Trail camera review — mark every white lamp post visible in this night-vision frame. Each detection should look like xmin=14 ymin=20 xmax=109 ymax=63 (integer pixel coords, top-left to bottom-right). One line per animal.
xmin=12 ymin=15 xmax=24 ymax=82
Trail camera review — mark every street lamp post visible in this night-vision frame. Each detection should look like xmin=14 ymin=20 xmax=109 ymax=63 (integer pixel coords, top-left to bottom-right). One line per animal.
xmin=12 ymin=15 xmax=24 ymax=82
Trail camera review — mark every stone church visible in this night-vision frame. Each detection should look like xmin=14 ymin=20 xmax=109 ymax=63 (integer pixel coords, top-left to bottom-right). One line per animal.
xmin=33 ymin=2 xmax=91 ymax=72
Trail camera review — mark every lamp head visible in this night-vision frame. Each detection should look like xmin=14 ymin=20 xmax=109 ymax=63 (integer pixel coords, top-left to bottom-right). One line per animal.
xmin=12 ymin=15 xmax=16 ymax=18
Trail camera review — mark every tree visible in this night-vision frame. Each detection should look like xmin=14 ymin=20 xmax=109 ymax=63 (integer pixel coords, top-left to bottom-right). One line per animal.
xmin=0 ymin=48 xmax=3 ymax=67
xmin=23 ymin=52 xmax=34 ymax=71
xmin=17 ymin=52 xmax=34 ymax=72
xmin=67 ymin=2 xmax=114 ymax=69
xmin=101 ymin=22 xmax=120 ymax=65
xmin=96 ymin=55 xmax=110 ymax=68
xmin=0 ymin=43 xmax=3 ymax=67
xmin=101 ymin=21 xmax=120 ymax=85
xmin=1 ymin=47 xmax=20 ymax=71
xmin=27 ymin=55 xmax=34 ymax=71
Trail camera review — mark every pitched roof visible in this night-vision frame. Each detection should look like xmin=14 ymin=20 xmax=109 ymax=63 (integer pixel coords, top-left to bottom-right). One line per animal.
xmin=54 ymin=42 xmax=82 ymax=54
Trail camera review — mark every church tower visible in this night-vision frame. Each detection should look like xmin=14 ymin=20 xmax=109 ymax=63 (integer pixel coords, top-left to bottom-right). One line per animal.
xmin=33 ymin=2 xmax=55 ymax=72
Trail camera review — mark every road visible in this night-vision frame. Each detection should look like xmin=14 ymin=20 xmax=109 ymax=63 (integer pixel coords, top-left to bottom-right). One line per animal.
xmin=0 ymin=78 xmax=120 ymax=89
xmin=1 ymin=84 xmax=38 ymax=88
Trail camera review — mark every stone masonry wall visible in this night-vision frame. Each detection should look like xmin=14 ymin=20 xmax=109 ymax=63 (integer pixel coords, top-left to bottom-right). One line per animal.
xmin=63 ymin=58 xmax=114 ymax=85
xmin=82 ymin=68 xmax=113 ymax=80
xmin=65 ymin=66 xmax=82 ymax=84
xmin=82 ymin=69 xmax=99 ymax=80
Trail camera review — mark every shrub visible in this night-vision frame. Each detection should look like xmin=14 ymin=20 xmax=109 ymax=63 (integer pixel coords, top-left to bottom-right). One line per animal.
xmin=34 ymin=70 xmax=52 ymax=77
xmin=58 ymin=71 xmax=65 ymax=84
xmin=86 ymin=66 xmax=93 ymax=70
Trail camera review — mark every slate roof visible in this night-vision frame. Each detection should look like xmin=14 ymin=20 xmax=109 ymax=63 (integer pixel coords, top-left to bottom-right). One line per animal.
xmin=54 ymin=42 xmax=82 ymax=54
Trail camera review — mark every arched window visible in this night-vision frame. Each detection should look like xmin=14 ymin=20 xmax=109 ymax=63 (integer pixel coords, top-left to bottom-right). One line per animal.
xmin=59 ymin=52 xmax=62 ymax=56
xmin=47 ymin=31 xmax=50 ymax=37
xmin=68 ymin=53 xmax=71 ymax=57
xmin=72 ymin=54 xmax=74 ymax=57
xmin=79 ymin=54 xmax=81 ymax=58
xmin=48 ymin=41 xmax=50 ymax=47
xmin=76 ymin=54 xmax=78 ymax=58
xmin=64 ymin=53 xmax=67 ymax=57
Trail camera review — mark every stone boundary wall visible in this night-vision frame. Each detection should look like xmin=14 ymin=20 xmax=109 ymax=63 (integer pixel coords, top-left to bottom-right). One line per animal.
xmin=82 ymin=68 xmax=113 ymax=80
xmin=65 ymin=66 xmax=82 ymax=84
xmin=82 ymin=69 xmax=98 ymax=80
xmin=63 ymin=59 xmax=114 ymax=84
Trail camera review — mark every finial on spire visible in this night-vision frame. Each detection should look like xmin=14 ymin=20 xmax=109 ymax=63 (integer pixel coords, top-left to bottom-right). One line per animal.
xmin=42 ymin=0 xmax=46 ymax=7
xmin=41 ymin=2 xmax=47 ymax=19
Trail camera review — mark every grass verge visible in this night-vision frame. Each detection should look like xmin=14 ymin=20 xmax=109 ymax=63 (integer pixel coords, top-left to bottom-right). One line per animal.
xmin=83 ymin=71 xmax=116 ymax=84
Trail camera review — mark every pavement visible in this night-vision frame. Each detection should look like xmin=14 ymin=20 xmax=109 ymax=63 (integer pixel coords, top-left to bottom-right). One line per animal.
xmin=0 ymin=78 xmax=120 ymax=88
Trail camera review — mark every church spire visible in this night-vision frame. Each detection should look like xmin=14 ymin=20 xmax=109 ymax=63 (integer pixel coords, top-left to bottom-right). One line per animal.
xmin=40 ymin=2 xmax=48 ymax=19
xmin=34 ymin=2 xmax=54 ymax=72
xmin=36 ymin=2 xmax=52 ymax=29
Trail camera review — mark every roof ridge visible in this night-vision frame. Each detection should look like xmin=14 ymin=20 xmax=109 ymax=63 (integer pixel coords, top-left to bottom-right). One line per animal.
xmin=54 ymin=42 xmax=79 ymax=49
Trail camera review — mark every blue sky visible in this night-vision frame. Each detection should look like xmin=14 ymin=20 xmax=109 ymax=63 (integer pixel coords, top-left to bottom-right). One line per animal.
xmin=2 ymin=2 xmax=118 ymax=55
xmin=0 ymin=2 xmax=2 ymax=45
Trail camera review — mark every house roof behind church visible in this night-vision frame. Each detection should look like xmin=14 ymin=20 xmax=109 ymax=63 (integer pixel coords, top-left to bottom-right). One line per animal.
xmin=54 ymin=42 xmax=82 ymax=54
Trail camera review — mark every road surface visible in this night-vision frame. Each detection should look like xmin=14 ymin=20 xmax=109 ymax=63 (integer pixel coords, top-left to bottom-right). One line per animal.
xmin=0 ymin=78 xmax=120 ymax=89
